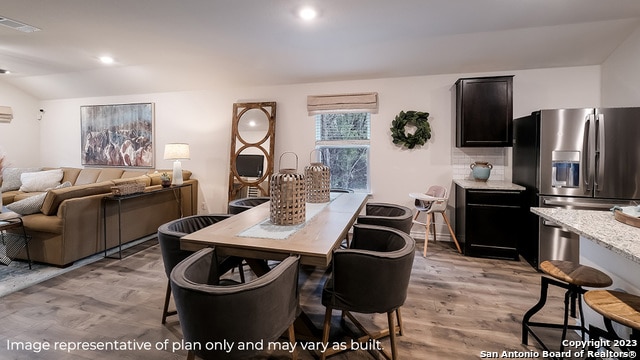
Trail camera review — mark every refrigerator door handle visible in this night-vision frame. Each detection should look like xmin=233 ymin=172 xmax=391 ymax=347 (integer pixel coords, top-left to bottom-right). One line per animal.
xmin=594 ymin=113 xmax=604 ymax=192
xmin=583 ymin=115 xmax=592 ymax=190
xmin=542 ymin=198 xmax=615 ymax=209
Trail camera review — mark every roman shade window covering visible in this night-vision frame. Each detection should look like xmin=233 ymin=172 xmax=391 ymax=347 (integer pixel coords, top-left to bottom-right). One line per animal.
xmin=0 ymin=106 xmax=13 ymax=122
xmin=307 ymin=92 xmax=378 ymax=115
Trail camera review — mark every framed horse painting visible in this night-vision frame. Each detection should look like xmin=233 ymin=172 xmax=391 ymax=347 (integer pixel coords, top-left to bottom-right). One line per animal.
xmin=80 ymin=103 xmax=155 ymax=167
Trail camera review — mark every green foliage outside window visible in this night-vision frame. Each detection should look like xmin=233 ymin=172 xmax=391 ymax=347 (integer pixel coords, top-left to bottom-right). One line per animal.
xmin=315 ymin=113 xmax=370 ymax=192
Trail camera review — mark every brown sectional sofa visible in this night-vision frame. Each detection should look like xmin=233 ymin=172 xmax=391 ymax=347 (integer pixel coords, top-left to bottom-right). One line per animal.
xmin=1 ymin=167 xmax=197 ymax=266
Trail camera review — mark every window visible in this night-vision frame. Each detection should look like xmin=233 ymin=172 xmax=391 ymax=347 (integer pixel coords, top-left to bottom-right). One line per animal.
xmin=315 ymin=112 xmax=370 ymax=192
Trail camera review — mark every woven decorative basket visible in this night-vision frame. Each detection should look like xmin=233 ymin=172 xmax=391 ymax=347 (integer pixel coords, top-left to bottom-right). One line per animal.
xmin=305 ymin=150 xmax=330 ymax=203
xmin=111 ymin=182 xmax=145 ymax=196
xmin=270 ymin=153 xmax=306 ymax=225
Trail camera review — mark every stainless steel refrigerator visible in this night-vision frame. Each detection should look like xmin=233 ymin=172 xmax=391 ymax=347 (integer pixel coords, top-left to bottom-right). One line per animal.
xmin=513 ymin=108 xmax=640 ymax=268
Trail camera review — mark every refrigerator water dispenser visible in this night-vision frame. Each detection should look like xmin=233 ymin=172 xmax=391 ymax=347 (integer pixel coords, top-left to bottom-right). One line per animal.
xmin=551 ymin=151 xmax=580 ymax=188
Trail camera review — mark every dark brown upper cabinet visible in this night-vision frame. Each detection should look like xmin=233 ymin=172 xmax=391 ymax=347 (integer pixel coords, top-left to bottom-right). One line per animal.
xmin=456 ymin=75 xmax=514 ymax=147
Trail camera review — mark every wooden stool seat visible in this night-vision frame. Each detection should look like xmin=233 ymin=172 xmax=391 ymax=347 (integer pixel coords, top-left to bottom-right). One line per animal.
xmin=583 ymin=290 xmax=640 ymax=358
xmin=522 ymin=261 xmax=613 ymax=357
xmin=584 ymin=290 xmax=640 ymax=331
xmin=540 ymin=260 xmax=613 ymax=288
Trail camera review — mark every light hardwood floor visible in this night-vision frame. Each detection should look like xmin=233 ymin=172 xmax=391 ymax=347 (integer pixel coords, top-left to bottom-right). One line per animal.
xmin=0 ymin=239 xmax=584 ymax=359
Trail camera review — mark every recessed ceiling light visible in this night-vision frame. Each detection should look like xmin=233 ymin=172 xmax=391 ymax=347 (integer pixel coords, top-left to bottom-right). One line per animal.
xmin=0 ymin=16 xmax=41 ymax=33
xmin=299 ymin=7 xmax=317 ymax=21
xmin=99 ymin=56 xmax=114 ymax=64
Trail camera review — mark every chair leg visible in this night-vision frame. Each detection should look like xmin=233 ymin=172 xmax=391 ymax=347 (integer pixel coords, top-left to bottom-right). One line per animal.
xmin=238 ymin=263 xmax=246 ymax=283
xmin=423 ymin=213 xmax=432 ymax=257
xmin=320 ymin=307 xmax=333 ymax=360
xmin=162 ymin=280 xmax=171 ymax=324
xmin=441 ymin=212 xmax=462 ymax=254
xmin=288 ymin=323 xmax=297 ymax=360
xmin=387 ymin=311 xmax=398 ymax=360
xmin=395 ymin=308 xmax=404 ymax=336
xmin=431 ymin=213 xmax=437 ymax=242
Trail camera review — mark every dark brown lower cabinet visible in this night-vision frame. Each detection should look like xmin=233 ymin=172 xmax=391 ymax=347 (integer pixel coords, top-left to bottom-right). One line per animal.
xmin=455 ymin=185 xmax=524 ymax=260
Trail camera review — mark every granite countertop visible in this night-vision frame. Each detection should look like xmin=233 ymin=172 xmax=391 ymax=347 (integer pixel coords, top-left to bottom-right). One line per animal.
xmin=531 ymin=207 xmax=640 ymax=265
xmin=453 ymin=179 xmax=526 ymax=191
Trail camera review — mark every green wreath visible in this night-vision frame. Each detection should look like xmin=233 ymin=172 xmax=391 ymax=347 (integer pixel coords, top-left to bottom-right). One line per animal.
xmin=390 ymin=111 xmax=431 ymax=149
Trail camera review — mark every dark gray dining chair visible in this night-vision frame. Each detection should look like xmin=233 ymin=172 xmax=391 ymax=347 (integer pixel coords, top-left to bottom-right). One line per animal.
xmin=357 ymin=202 xmax=414 ymax=235
xmin=157 ymin=214 xmax=244 ymax=324
xmin=227 ymin=196 xmax=270 ymax=214
xmin=171 ymin=248 xmax=300 ymax=360
xmin=320 ymin=224 xmax=415 ymax=360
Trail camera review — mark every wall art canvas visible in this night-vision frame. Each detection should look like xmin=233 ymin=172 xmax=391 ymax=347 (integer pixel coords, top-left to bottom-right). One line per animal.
xmin=81 ymin=103 xmax=154 ymax=167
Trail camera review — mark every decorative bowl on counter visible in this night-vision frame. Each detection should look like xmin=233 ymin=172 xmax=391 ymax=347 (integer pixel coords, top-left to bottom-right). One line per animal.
xmin=470 ymin=161 xmax=492 ymax=181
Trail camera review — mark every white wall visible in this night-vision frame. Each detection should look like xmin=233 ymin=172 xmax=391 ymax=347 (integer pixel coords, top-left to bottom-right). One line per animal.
xmin=602 ymin=26 xmax=640 ymax=106
xmin=37 ymin=90 xmax=241 ymax=214
xmin=238 ymin=66 xmax=601 ymax=211
xmin=2 ymin=66 xmax=601 ymax=220
xmin=0 ymin=82 xmax=42 ymax=168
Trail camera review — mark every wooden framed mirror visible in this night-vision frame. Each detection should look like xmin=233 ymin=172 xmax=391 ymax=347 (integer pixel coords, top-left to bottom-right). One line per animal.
xmin=228 ymin=102 xmax=276 ymax=201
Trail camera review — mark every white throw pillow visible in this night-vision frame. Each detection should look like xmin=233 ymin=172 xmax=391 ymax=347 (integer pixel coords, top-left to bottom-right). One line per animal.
xmin=0 ymin=167 xmax=42 ymax=192
xmin=19 ymin=169 xmax=64 ymax=192
xmin=7 ymin=181 xmax=72 ymax=215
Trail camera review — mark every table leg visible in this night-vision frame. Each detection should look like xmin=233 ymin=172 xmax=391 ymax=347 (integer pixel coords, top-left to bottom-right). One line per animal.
xmin=244 ymin=258 xmax=271 ymax=276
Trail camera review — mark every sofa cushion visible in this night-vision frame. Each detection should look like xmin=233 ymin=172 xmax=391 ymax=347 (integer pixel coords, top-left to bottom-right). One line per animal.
xmin=96 ymin=168 xmax=125 ymax=182
xmin=1 ymin=190 xmax=21 ymax=205
xmin=19 ymin=169 xmax=64 ymax=192
xmin=7 ymin=182 xmax=72 ymax=215
xmin=13 ymin=192 xmax=45 ymax=202
xmin=74 ymin=169 xmax=103 ymax=185
xmin=0 ymin=167 xmax=42 ymax=192
xmin=60 ymin=167 xmax=82 ymax=185
xmin=122 ymin=170 xmax=149 ymax=178
xmin=40 ymin=180 xmax=114 ymax=216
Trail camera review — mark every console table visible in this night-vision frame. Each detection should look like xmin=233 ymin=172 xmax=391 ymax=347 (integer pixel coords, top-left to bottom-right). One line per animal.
xmin=0 ymin=208 xmax=32 ymax=269
xmin=103 ymin=184 xmax=192 ymax=259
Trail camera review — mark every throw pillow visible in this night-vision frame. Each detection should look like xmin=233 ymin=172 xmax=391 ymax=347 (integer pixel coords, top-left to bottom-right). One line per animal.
xmin=7 ymin=181 xmax=72 ymax=215
xmin=19 ymin=169 xmax=64 ymax=192
xmin=0 ymin=167 xmax=42 ymax=192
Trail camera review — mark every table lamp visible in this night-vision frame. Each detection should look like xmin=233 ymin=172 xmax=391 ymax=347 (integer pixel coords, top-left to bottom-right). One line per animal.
xmin=163 ymin=143 xmax=190 ymax=186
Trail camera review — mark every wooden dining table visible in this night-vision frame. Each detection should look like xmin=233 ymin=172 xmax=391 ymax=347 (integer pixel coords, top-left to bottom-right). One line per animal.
xmin=180 ymin=192 xmax=369 ymax=269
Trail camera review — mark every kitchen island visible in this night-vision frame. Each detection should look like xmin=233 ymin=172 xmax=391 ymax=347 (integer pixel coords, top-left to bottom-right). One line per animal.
xmin=530 ymin=208 xmax=640 ymax=266
xmin=530 ymin=207 xmax=640 ymax=338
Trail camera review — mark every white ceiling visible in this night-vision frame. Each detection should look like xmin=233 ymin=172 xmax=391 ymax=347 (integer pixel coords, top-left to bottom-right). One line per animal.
xmin=1 ymin=0 xmax=640 ymax=100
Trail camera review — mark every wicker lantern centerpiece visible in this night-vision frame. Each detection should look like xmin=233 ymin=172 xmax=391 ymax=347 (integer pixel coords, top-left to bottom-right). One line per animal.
xmin=305 ymin=150 xmax=330 ymax=203
xmin=270 ymin=152 xmax=306 ymax=225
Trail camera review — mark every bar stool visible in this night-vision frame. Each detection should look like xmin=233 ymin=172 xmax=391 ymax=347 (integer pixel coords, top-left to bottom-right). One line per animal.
xmin=522 ymin=260 xmax=613 ymax=356
xmin=583 ymin=290 xmax=640 ymax=357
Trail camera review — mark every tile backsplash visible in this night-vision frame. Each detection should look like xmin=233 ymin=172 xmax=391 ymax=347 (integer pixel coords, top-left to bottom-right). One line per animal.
xmin=452 ymin=147 xmax=506 ymax=181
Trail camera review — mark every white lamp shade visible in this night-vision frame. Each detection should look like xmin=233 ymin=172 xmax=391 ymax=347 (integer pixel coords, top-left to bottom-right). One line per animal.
xmin=163 ymin=143 xmax=190 ymax=160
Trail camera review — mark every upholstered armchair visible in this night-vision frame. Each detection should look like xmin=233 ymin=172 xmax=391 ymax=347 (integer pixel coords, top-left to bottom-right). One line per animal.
xmin=320 ymin=224 xmax=415 ymax=360
xmin=356 ymin=202 xmax=414 ymax=234
xmin=227 ymin=196 xmax=270 ymax=214
xmin=170 ymin=248 xmax=300 ymax=360
xmin=157 ymin=214 xmax=244 ymax=324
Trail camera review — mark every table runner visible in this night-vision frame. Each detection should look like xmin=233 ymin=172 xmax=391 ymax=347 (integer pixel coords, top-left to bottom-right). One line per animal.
xmin=238 ymin=193 xmax=342 ymax=239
